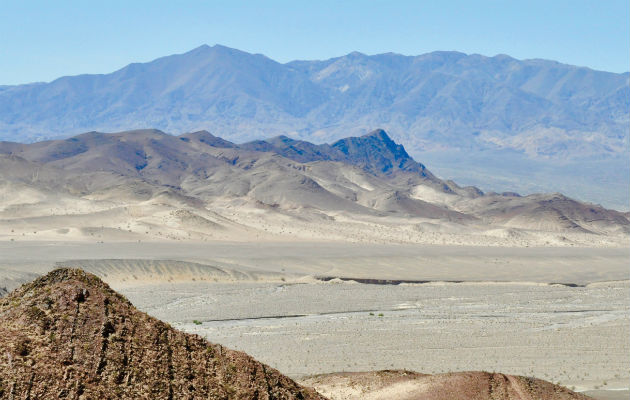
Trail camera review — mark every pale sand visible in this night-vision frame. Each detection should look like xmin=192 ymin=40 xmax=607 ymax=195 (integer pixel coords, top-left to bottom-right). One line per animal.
xmin=1 ymin=186 xmax=628 ymax=248
xmin=0 ymin=241 xmax=628 ymax=290
xmin=582 ymin=390 xmax=630 ymax=400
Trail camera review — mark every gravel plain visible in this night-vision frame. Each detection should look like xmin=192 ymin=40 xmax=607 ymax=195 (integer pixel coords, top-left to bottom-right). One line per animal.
xmin=119 ymin=279 xmax=629 ymax=395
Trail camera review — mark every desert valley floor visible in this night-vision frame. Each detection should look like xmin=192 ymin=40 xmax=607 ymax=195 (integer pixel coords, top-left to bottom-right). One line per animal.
xmin=0 ymin=240 xmax=627 ymax=399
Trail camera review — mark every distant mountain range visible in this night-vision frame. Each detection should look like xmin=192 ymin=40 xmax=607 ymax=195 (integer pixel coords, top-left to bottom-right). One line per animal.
xmin=0 ymin=45 xmax=628 ymax=208
xmin=1 ymin=129 xmax=628 ymax=245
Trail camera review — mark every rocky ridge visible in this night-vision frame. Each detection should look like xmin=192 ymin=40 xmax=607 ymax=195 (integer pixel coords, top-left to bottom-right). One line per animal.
xmin=0 ymin=268 xmax=324 ymax=399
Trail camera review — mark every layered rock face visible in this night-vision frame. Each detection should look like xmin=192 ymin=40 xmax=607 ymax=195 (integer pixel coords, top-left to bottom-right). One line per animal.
xmin=0 ymin=268 xmax=325 ymax=399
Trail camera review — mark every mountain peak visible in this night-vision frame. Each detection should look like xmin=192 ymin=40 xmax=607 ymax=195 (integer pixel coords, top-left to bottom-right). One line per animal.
xmin=356 ymin=129 xmax=404 ymax=154
xmin=345 ymin=51 xmax=367 ymax=59
xmin=180 ymin=130 xmax=237 ymax=148
xmin=362 ymin=128 xmax=392 ymax=141
xmin=191 ymin=43 xmax=211 ymax=51
xmin=181 ymin=43 xmax=250 ymax=60
xmin=21 ymin=268 xmax=118 ymax=299
xmin=331 ymin=129 xmax=430 ymax=176
xmin=237 ymin=129 xmax=433 ymax=178
xmin=268 ymin=134 xmax=294 ymax=143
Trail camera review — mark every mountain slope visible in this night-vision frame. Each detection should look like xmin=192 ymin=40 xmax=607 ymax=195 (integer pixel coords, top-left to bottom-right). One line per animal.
xmin=0 ymin=268 xmax=325 ymax=399
xmin=0 ymin=129 xmax=627 ymax=246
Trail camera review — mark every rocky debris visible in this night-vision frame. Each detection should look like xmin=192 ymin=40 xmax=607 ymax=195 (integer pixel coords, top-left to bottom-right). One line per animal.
xmin=0 ymin=268 xmax=325 ymax=399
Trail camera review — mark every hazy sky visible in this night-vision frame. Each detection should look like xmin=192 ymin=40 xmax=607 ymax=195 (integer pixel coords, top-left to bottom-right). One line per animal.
xmin=1 ymin=0 xmax=628 ymax=85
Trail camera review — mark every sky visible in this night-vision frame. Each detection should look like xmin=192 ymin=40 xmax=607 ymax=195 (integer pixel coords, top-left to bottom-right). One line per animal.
xmin=1 ymin=0 xmax=628 ymax=85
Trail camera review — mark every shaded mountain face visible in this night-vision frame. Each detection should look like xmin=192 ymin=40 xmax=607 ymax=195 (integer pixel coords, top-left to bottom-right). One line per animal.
xmin=0 ymin=129 xmax=628 ymax=245
xmin=331 ymin=129 xmax=429 ymax=176
xmin=0 ymin=44 xmax=628 ymax=208
xmin=241 ymin=129 xmax=434 ymax=177
xmin=0 ymin=268 xmax=325 ymax=399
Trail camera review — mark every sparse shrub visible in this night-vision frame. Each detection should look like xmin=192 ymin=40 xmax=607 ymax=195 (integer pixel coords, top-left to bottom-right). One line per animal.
xmin=193 ymin=320 xmax=202 ymax=325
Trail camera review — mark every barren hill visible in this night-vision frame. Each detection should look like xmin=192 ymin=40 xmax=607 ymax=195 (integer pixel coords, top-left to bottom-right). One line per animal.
xmin=0 ymin=268 xmax=324 ymax=399
xmin=0 ymin=129 xmax=628 ymax=246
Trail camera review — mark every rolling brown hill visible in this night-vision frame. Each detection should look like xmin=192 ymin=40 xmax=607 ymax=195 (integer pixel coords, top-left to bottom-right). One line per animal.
xmin=301 ymin=370 xmax=593 ymax=400
xmin=0 ymin=128 xmax=628 ymax=245
xmin=0 ymin=268 xmax=325 ymax=399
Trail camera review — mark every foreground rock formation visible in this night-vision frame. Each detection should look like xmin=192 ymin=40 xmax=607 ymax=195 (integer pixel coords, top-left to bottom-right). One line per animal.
xmin=0 ymin=268 xmax=324 ymax=399
xmin=301 ymin=370 xmax=593 ymax=400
